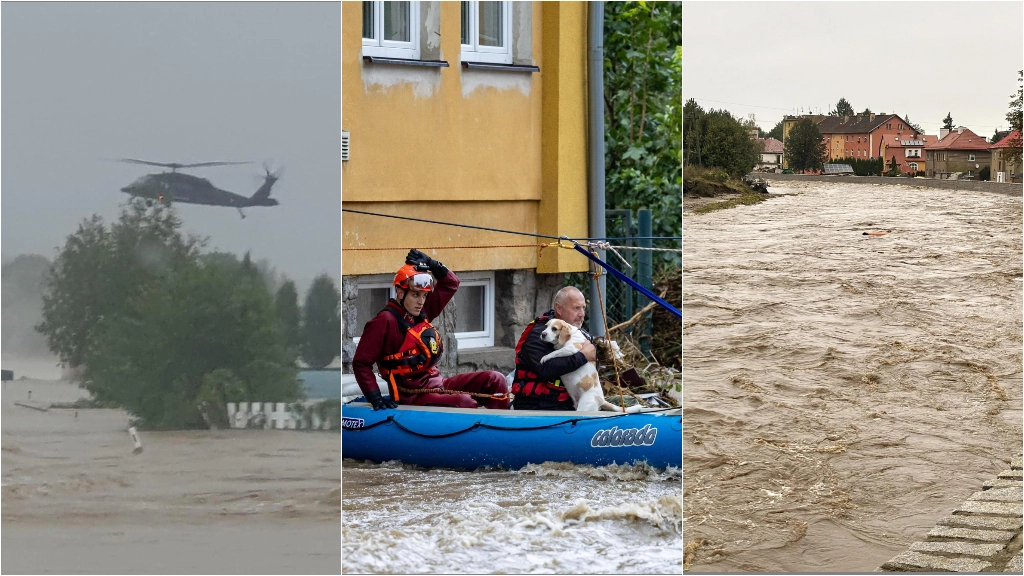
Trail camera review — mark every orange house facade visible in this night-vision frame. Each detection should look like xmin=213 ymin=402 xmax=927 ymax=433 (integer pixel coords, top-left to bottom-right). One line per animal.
xmin=815 ymin=113 xmax=916 ymax=162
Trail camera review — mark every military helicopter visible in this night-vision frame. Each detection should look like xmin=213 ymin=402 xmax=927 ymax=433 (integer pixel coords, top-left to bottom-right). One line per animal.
xmin=118 ymin=159 xmax=281 ymax=219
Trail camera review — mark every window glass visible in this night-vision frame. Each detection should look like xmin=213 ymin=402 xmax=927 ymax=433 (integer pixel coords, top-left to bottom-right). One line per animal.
xmin=461 ymin=2 xmax=471 ymax=44
xmin=383 ymin=1 xmax=411 ymax=42
xmin=363 ymin=1 xmax=375 ymax=39
xmin=454 ymin=285 xmax=485 ymax=333
xmin=479 ymin=2 xmax=504 ymax=47
xmin=356 ymin=287 xmax=392 ymax=329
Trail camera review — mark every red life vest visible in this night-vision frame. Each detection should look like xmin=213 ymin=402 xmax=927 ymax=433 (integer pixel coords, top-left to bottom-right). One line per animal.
xmin=512 ymin=313 xmax=571 ymax=403
xmin=377 ymin=302 xmax=444 ymax=400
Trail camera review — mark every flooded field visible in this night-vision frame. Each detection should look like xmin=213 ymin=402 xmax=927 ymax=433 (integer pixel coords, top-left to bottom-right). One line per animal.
xmin=1 ymin=375 xmax=341 ymax=574
xmin=342 ymin=460 xmax=682 ymax=574
xmin=683 ymin=181 xmax=1023 ymax=572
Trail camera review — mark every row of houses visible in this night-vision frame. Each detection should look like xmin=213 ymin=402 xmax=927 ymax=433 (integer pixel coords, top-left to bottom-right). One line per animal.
xmin=765 ymin=112 xmax=1021 ymax=181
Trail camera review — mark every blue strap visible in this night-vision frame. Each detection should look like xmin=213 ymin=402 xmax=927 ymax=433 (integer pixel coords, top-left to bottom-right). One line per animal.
xmin=572 ymin=244 xmax=681 ymax=319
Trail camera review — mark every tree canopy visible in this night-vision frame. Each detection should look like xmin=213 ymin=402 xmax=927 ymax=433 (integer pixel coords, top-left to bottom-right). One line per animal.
xmin=603 ymin=1 xmax=681 ymax=243
xmin=833 ymin=98 xmax=854 ymax=117
xmin=1004 ymin=70 xmax=1023 ymax=167
xmin=683 ymin=99 xmax=760 ymax=177
xmin=784 ymin=118 xmax=826 ymax=172
xmin=302 ymin=274 xmax=341 ymax=369
xmin=943 ymin=112 xmax=954 ymax=130
xmin=37 ymin=200 xmax=299 ymax=429
xmin=766 ymin=120 xmax=785 ymax=141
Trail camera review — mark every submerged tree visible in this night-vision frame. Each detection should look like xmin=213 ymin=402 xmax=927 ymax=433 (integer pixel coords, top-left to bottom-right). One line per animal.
xmin=38 ymin=200 xmax=298 ymax=429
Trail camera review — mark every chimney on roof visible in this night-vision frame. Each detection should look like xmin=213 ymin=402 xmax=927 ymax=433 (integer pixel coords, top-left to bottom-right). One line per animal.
xmin=957 ymin=126 xmax=964 ymax=134
xmin=869 ymin=113 xmax=875 ymax=121
xmin=843 ymin=115 xmax=849 ymax=123
xmin=940 ymin=128 xmax=950 ymax=139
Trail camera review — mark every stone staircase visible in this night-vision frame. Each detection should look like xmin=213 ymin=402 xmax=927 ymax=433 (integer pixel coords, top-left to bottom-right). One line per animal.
xmin=880 ymin=455 xmax=1023 ymax=572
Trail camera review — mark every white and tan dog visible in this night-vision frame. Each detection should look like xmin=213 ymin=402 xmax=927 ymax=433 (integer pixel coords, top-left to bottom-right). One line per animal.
xmin=538 ymin=318 xmax=641 ymax=413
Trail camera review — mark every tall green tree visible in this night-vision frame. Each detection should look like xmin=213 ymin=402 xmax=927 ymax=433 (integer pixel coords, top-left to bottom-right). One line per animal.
xmin=943 ymin=112 xmax=955 ymax=130
xmin=683 ymin=103 xmax=759 ymax=177
xmin=37 ymin=200 xmax=298 ymax=429
xmin=766 ymin=120 xmax=785 ymax=141
xmin=302 ymin=274 xmax=341 ymax=369
xmin=604 ymin=1 xmax=682 ymax=243
xmin=784 ymin=118 xmax=826 ymax=172
xmin=833 ymin=98 xmax=854 ymax=117
xmin=904 ymin=114 xmax=924 ymax=133
xmin=275 ymin=280 xmax=301 ymax=353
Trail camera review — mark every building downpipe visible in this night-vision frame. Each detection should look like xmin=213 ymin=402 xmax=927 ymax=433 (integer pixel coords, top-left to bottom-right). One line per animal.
xmin=587 ymin=1 xmax=606 ymax=337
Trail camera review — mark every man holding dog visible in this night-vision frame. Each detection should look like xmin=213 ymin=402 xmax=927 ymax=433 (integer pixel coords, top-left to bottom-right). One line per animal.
xmin=511 ymin=286 xmax=598 ymax=411
xmin=352 ymin=249 xmax=511 ymax=411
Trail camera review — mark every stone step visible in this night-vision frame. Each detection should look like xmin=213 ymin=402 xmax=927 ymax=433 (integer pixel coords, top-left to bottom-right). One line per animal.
xmin=936 ymin=514 xmax=1023 ymax=531
xmin=908 ymin=541 xmax=1006 ymax=558
xmin=926 ymin=525 xmax=1017 ymax=542
xmin=997 ymin=469 xmax=1023 ymax=481
xmin=1007 ymin=554 xmax=1023 ymax=573
xmin=1010 ymin=455 xmax=1021 ymax=470
xmin=982 ymin=478 xmax=1021 ymax=490
xmin=967 ymin=486 xmax=1023 ymax=503
xmin=881 ymin=551 xmax=990 ymax=572
xmin=954 ymin=500 xmax=1023 ymax=517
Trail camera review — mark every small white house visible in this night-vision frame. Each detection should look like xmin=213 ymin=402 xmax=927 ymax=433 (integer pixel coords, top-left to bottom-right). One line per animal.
xmin=758 ymin=137 xmax=784 ymax=171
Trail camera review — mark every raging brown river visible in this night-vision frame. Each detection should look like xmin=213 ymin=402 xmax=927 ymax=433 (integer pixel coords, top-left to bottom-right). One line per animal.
xmin=683 ymin=180 xmax=1023 ymax=572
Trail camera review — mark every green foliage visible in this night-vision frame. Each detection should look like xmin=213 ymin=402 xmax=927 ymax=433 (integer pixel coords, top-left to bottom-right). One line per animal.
xmin=833 ymin=98 xmax=854 ymax=117
xmin=37 ymin=200 xmax=299 ymax=429
xmin=884 ymin=155 xmax=901 ymax=177
xmin=1004 ymin=70 xmax=1023 ymax=168
xmin=683 ymin=100 xmax=760 ymax=177
xmin=979 ymin=166 xmax=991 ymax=181
xmin=784 ymin=118 xmax=826 ymax=172
xmin=604 ymin=1 xmax=681 ymax=240
xmin=943 ymin=112 xmax=954 ymax=130
xmin=766 ymin=120 xmax=785 ymax=141
xmin=275 ymin=280 xmax=302 ymax=353
xmin=835 ymin=156 xmax=884 ymax=176
xmin=904 ymin=114 xmax=924 ymax=134
xmin=302 ymin=274 xmax=341 ymax=368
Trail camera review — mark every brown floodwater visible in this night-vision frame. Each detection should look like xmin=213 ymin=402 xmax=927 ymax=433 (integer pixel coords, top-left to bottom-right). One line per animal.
xmin=683 ymin=181 xmax=1023 ymax=572
xmin=1 ymin=375 xmax=341 ymax=574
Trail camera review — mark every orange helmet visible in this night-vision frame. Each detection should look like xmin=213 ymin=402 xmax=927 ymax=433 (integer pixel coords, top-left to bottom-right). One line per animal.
xmin=393 ymin=264 xmax=435 ymax=292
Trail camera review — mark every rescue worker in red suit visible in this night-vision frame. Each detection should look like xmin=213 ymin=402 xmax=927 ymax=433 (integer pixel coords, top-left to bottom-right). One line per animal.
xmin=511 ymin=286 xmax=598 ymax=410
xmin=353 ymin=249 xmax=511 ymax=411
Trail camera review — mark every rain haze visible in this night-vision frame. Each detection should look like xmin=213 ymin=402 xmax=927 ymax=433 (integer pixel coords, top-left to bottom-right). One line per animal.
xmin=683 ymin=1 xmax=1024 ymax=135
xmin=1 ymin=2 xmax=341 ymax=294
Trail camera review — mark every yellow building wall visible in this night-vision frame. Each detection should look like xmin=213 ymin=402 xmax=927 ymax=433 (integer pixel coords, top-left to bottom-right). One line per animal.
xmin=342 ymin=1 xmax=590 ymax=276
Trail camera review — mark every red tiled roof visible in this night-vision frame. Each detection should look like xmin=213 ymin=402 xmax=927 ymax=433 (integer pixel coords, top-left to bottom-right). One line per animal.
xmin=762 ymin=137 xmax=784 ymax=153
xmin=882 ymin=134 xmax=936 ymax=148
xmin=925 ymin=128 xmax=991 ymax=151
xmin=816 ymin=113 xmax=898 ymax=135
xmin=990 ymin=130 xmax=1021 ymax=149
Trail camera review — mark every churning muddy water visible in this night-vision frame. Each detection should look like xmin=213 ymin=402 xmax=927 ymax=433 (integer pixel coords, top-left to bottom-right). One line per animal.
xmin=1 ymin=375 xmax=341 ymax=574
xmin=342 ymin=460 xmax=682 ymax=574
xmin=683 ymin=181 xmax=1023 ymax=572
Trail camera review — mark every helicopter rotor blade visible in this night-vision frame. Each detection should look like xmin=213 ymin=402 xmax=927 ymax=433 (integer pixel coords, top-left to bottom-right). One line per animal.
xmin=116 ymin=159 xmax=252 ymax=170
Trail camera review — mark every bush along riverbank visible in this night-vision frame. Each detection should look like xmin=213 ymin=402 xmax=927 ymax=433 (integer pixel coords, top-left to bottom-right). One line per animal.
xmin=684 ymin=166 xmax=771 ymax=214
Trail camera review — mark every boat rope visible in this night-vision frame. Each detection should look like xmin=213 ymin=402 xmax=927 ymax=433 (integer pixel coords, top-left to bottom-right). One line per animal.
xmin=342 ymin=408 xmax=680 ymax=438
xmin=571 ymin=240 xmax=682 ymax=319
xmin=397 ymin=385 xmax=514 ymax=402
xmin=342 ymin=208 xmax=681 ymax=243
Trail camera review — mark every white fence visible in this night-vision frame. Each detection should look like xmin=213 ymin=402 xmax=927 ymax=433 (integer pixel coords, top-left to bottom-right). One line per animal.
xmin=225 ymin=401 xmax=338 ymax=430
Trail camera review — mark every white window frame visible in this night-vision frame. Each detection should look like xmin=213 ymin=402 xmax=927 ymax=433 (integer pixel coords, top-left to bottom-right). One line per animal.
xmin=460 ymin=1 xmax=513 ymax=65
xmin=968 ymin=153 xmax=976 ymax=161
xmin=349 ymin=271 xmax=494 ymax=350
xmin=909 ymin=162 xmax=918 ymax=171
xmin=362 ymin=1 xmax=421 ymax=60
xmin=452 ymin=270 xmax=495 ymax=349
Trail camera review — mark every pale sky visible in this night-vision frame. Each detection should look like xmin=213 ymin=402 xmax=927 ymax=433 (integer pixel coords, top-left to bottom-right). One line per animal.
xmin=684 ymin=1 xmax=1024 ymax=137
xmin=1 ymin=2 xmax=340 ymax=293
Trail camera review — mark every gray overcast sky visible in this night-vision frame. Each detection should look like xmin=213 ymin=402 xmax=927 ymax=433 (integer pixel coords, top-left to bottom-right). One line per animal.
xmin=2 ymin=2 xmax=340 ymax=293
xmin=684 ymin=1 xmax=1023 ymax=135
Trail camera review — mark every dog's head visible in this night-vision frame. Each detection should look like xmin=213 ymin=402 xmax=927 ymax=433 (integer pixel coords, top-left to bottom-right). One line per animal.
xmin=540 ymin=318 xmax=575 ymax=348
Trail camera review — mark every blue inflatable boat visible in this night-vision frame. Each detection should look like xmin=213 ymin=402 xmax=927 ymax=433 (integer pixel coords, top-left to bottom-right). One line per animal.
xmin=341 ymin=401 xmax=681 ymax=470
